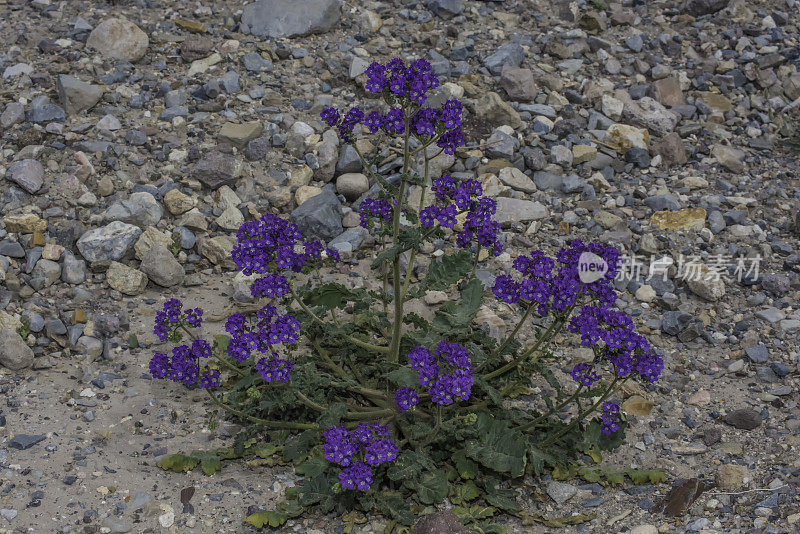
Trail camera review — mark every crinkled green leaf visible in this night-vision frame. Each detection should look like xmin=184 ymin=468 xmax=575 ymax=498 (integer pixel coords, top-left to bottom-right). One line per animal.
xmin=298 ymin=474 xmax=334 ymax=509
xmin=190 ymin=450 xmax=223 ymax=476
xmin=452 ymin=450 xmax=479 ymax=480
xmin=415 ymin=469 xmax=449 ymax=505
xmin=303 ymin=283 xmax=365 ymax=310
xmin=243 ymin=510 xmax=288 ymax=529
xmin=465 ymin=414 xmax=527 ymax=478
xmin=450 ymin=481 xmax=479 ymax=505
xmin=385 ymin=367 xmax=419 ymax=387
xmin=283 ymin=430 xmax=317 ymax=464
xmin=374 ymin=493 xmax=415 ymax=525
xmin=156 ymin=453 xmax=199 ymax=473
xmin=296 ymin=456 xmax=327 ymax=478
xmin=521 ymin=512 xmax=596 ymax=528
xmin=316 ymin=402 xmax=347 ymax=427
xmin=421 ymin=249 xmax=472 ymax=291
xmin=485 ymin=488 xmax=522 ymax=513
xmin=625 ymin=468 xmax=666 ymax=485
xmin=387 ymin=449 xmax=435 ymax=482
xmin=433 ymin=278 xmax=484 ymax=332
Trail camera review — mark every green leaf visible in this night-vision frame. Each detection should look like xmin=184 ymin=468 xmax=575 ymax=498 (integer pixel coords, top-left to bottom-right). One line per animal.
xmin=433 ymin=278 xmax=484 ymax=332
xmin=303 ymin=283 xmax=363 ymax=310
xmin=317 ymin=402 xmax=347 ymax=427
xmin=296 ymin=456 xmax=327 ymax=478
xmin=485 ymin=488 xmax=522 ymax=513
xmin=128 ymin=333 xmax=139 ymax=348
xmin=527 ymin=445 xmax=556 ymax=477
xmin=452 ymin=450 xmax=479 ymax=480
xmin=283 ymin=430 xmax=317 ymax=464
xmin=190 ymin=450 xmax=223 ymax=476
xmin=252 ymin=443 xmax=280 ymax=459
xmin=626 ymin=469 xmax=666 ymax=485
xmin=465 ymin=414 xmax=527 ymax=478
xmin=385 ymin=367 xmax=419 ymax=387
xmin=450 ymin=481 xmax=480 ymax=505
xmin=476 ymin=521 xmax=508 ymax=534
xmin=213 ymin=334 xmax=230 ymax=355
xmin=371 ymin=244 xmax=404 ymax=270
xmin=387 ymin=449 xmax=435 ymax=482
xmin=156 ymin=454 xmax=199 ymax=473
xmin=243 ymin=510 xmax=288 ymax=529
xmin=374 ymin=493 xmax=415 ymax=525
xmin=298 ymin=474 xmax=334 ymax=508
xmin=422 ymin=249 xmax=472 ymax=291
xmin=415 ymin=469 xmax=449 ymax=505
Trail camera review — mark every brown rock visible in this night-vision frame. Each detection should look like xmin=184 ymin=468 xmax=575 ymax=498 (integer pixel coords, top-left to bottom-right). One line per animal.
xmin=414 ymin=511 xmax=476 ymax=534
xmin=653 ymin=77 xmax=684 ymax=107
xmin=181 ymin=34 xmax=214 ymax=61
xmin=500 ymin=66 xmax=538 ymax=102
xmin=86 ymin=18 xmax=149 ymax=62
xmin=652 ymin=132 xmax=687 ymax=165
xmin=474 ymin=92 xmax=522 ymax=129
xmin=723 ymin=408 xmax=761 ymax=430
xmin=715 ymin=464 xmax=747 ymax=491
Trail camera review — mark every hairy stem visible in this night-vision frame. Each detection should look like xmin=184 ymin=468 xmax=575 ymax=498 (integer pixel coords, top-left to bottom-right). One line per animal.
xmin=538 ymin=377 xmax=622 ymax=448
xmin=492 ymin=304 xmax=534 ymax=359
xmin=207 ymin=390 xmax=318 ymax=430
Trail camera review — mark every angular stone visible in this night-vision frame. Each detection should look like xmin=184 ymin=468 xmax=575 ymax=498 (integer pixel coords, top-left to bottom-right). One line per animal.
xmin=572 ymin=145 xmax=597 ymax=164
xmin=617 ymin=92 xmax=679 ymax=136
xmin=414 ymin=510 xmax=475 ymax=534
xmin=242 ymin=0 xmax=342 ymax=38
xmin=711 ymin=144 xmax=746 ymax=173
xmin=1 ymin=102 xmax=25 ymax=128
xmin=105 ymin=192 xmax=162 ymax=228
xmin=546 ymin=481 xmax=577 ymax=506
xmin=197 ymin=236 xmax=236 ymax=269
xmin=86 ymin=18 xmax=149 ymax=62
xmin=494 ymin=198 xmax=548 ymax=224
xmin=76 ymin=221 xmax=142 ymax=263
xmin=500 ymin=66 xmax=537 ymax=101
xmin=5 ymin=159 xmax=44 ymax=194
xmin=723 ymin=408 xmax=761 ymax=430
xmin=607 ymin=124 xmax=650 ymax=152
xmin=685 ymin=266 xmax=726 ymax=302
xmin=290 ymin=189 xmax=343 ymax=241
xmin=685 ymin=0 xmax=729 ymax=15
xmin=218 ymin=122 xmax=262 ymax=149
xmin=181 ymin=34 xmax=214 ymax=62
xmin=140 ymin=245 xmax=184 ymax=287
xmin=3 ymin=213 xmax=47 ymax=234
xmin=194 ymin=150 xmax=240 ymax=190
xmin=652 ymin=77 xmax=684 ymax=107
xmin=475 ymin=92 xmax=522 ymax=129
xmin=163 ymin=189 xmax=195 ymax=215
xmin=652 ymin=132 xmax=687 ymax=166
xmin=498 ymin=167 xmax=536 ymax=193
xmin=0 ymin=328 xmax=34 ymax=370
xmin=106 ymin=261 xmax=148 ymax=295
xmin=8 ymin=433 xmax=46 ymax=450
xmin=57 ymin=75 xmax=104 ymax=115
xmin=715 ymin=464 xmax=746 ymax=491
xmin=650 ymin=208 xmax=706 ymax=230
xmin=425 ymin=0 xmax=464 ymax=19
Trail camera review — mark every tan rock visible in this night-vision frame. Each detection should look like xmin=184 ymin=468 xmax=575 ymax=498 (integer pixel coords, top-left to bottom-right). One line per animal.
xmin=498 ymin=166 xmax=536 ymax=193
xmin=106 ymin=261 xmax=148 ymax=295
xmin=86 ymin=18 xmax=149 ymax=62
xmin=3 ymin=213 xmax=47 ymax=234
xmin=218 ymin=121 xmax=262 ymax=149
xmin=607 ymin=123 xmax=650 ymax=152
xmin=289 ymin=165 xmax=314 ymax=187
xmin=475 ymin=92 xmax=522 ymax=129
xmin=650 ymin=207 xmax=706 ymax=230
xmin=163 ymin=188 xmax=195 ymax=215
xmin=653 ymin=77 xmax=684 ymax=107
xmin=572 ymin=145 xmax=597 ymax=164
xmin=197 ymin=236 xmax=236 ymax=269
xmin=134 ymin=227 xmax=173 ymax=260
xmin=715 ymin=464 xmax=747 ymax=491
xmin=595 ymin=210 xmax=624 ymax=229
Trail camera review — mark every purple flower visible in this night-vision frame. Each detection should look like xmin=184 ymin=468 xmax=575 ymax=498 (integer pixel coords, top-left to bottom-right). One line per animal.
xmin=359 ymin=198 xmax=392 ymax=228
xmin=600 ymin=401 xmax=621 ymax=435
xmin=406 ymin=341 xmax=473 ymax=406
xmin=394 ymin=387 xmax=419 ymax=411
xmin=255 ymin=356 xmax=294 ymax=383
xmin=364 ymin=111 xmax=383 ymax=133
xmin=364 ymin=62 xmax=387 ymax=93
xmin=320 ymin=107 xmax=340 ymax=127
xmin=570 ymin=363 xmax=599 ymax=386
xmin=169 ymin=345 xmax=198 ymax=386
xmin=149 ymin=352 xmax=170 ymax=379
xmin=382 ymin=107 xmax=405 ymax=133
xmin=250 ymin=274 xmax=290 ymax=298
xmin=363 ymin=439 xmax=399 ymax=465
xmin=339 ymin=462 xmax=373 ymax=490
xmin=200 ymin=366 xmax=221 ymax=389
xmin=323 ymin=425 xmax=357 ymax=466
xmin=191 ymin=339 xmax=211 ymax=359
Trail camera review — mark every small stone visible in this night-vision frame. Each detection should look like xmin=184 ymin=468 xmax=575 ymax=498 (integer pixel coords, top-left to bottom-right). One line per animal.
xmin=163 ymin=189 xmax=195 ymax=215
xmin=425 ymin=0 xmax=465 ymax=20
xmin=139 ymin=245 xmax=184 ymax=287
xmin=336 ymin=173 xmax=369 ymax=201
xmin=652 ymin=77 xmax=684 ymax=107
xmin=242 ymin=0 xmax=342 ymax=38
xmin=218 ymin=122 xmax=263 ymax=149
xmin=685 ymin=0 xmax=729 ymax=16
xmin=687 ymin=390 xmax=711 ymax=406
xmin=86 ymin=18 xmax=149 ymax=62
xmin=106 ymin=262 xmax=148 ymax=295
xmin=413 ymin=510 xmax=475 ymax=534
xmin=8 ymin=433 xmax=46 ymax=450
xmin=5 ymin=159 xmax=44 ymax=194
xmin=498 ymin=167 xmax=536 ymax=193
xmin=685 ymin=266 xmax=726 ymax=302
xmin=475 ymin=92 xmax=522 ymax=129
xmin=494 ymin=198 xmax=548 ymax=224
xmin=572 ymin=145 xmax=597 ymax=164
xmin=630 ymin=526 xmax=658 ymax=534
xmin=546 ymin=481 xmax=577 ymax=506
xmin=500 ymin=66 xmax=538 ymax=101
xmin=194 ymin=150 xmax=240 ymax=190
xmin=715 ymin=464 xmax=746 ymax=491
xmin=711 ymin=144 xmax=746 ymax=173
xmin=57 ymin=75 xmax=104 ymax=115
xmin=723 ymin=408 xmax=761 ymax=430
xmin=290 ymin=189 xmax=343 ymax=241
xmin=606 ymin=123 xmax=650 ymax=152
xmin=0 ymin=328 xmax=34 ymax=370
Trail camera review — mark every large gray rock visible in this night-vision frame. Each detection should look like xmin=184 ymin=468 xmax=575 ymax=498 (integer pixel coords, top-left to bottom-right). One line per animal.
xmin=484 ymin=43 xmax=524 ymax=75
xmin=494 ymin=198 xmax=549 ymax=224
xmin=139 ymin=245 xmax=184 ymax=287
xmin=27 ymin=96 xmax=65 ymax=123
xmin=61 ymin=252 xmax=87 ymax=284
xmin=86 ymin=18 xmax=149 ymax=62
xmin=1 ymin=102 xmax=25 ymax=128
xmin=290 ymin=189 xmax=343 ymax=241
xmin=242 ymin=0 xmax=342 ymax=38
xmin=5 ymin=159 xmax=44 ymax=194
xmin=414 ymin=511 xmax=475 ymax=534
xmin=76 ymin=221 xmax=142 ymax=263
xmin=57 ymin=75 xmax=104 ymax=115
xmin=194 ymin=150 xmax=240 ymax=190
xmin=425 ymin=0 xmax=464 ymax=19
xmin=0 ymin=328 xmax=34 ymax=370
xmin=104 ymin=192 xmax=162 ymax=227
xmin=685 ymin=0 xmax=729 ymax=16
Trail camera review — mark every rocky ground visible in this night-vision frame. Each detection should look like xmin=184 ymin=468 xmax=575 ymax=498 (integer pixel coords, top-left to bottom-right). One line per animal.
xmin=1 ymin=0 xmax=799 ymax=532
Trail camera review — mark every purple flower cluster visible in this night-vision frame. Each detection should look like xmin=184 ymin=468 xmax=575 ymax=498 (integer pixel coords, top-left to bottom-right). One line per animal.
xmin=493 ymin=250 xmax=556 ymax=313
xmin=323 ymin=422 xmax=399 ymax=490
xmin=394 ymin=386 xmax=420 ymax=411
xmin=570 ymin=363 xmax=599 ymax=386
xmin=600 ymin=401 xmax=621 ymax=435
xmin=231 ymin=214 xmax=339 ymax=301
xmin=321 ymin=58 xmax=465 ymax=155
xmin=407 ymin=340 xmax=474 ymax=406
xmin=420 ymin=175 xmax=503 ymax=255
xmin=359 ymin=198 xmax=393 ymax=229
xmin=224 ymin=305 xmax=300 ymax=382
xmin=148 ymin=340 xmax=220 ymax=389
xmin=255 ymin=356 xmax=294 ymax=384
xmin=568 ymin=305 xmax=663 ymax=383
xmin=153 ymin=298 xmax=202 ymax=342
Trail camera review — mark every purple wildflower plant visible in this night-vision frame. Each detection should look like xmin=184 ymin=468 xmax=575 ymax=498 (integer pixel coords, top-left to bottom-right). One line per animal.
xmin=600 ymin=401 xmax=621 ymax=435
xmin=407 ymin=341 xmax=474 ymax=406
xmin=323 ymin=422 xmax=398 ymax=490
